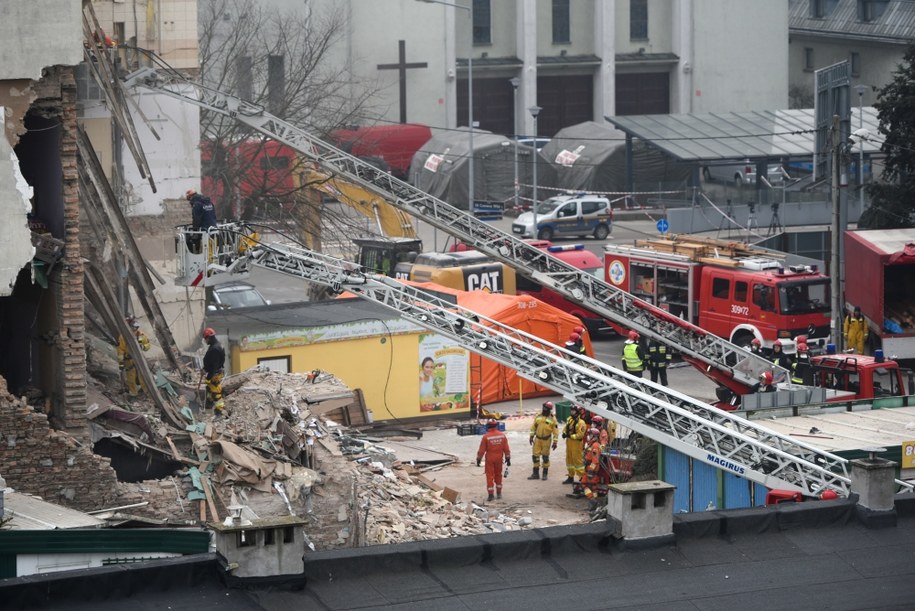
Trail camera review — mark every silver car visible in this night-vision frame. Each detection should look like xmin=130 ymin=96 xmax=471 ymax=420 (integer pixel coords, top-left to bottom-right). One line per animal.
xmin=702 ymin=160 xmax=787 ymax=188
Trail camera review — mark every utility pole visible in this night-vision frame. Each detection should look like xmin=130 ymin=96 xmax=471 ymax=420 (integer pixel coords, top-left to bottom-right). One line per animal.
xmin=830 ymin=114 xmax=844 ymax=353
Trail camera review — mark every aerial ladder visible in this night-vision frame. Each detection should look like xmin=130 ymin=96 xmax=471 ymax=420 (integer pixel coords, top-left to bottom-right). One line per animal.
xmin=121 ymin=57 xmax=784 ymax=396
xmin=205 ymin=233 xmax=855 ymax=497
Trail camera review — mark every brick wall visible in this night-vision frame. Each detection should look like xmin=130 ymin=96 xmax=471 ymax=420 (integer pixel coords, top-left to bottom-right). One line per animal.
xmin=0 ymin=378 xmax=127 ymax=512
xmin=58 ymin=67 xmax=87 ymax=437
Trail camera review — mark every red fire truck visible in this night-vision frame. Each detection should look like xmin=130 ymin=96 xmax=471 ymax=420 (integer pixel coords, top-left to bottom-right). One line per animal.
xmin=603 ymin=236 xmax=832 ymax=351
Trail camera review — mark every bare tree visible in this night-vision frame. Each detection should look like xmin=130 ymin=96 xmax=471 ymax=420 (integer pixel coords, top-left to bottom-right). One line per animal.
xmin=197 ymin=0 xmax=388 ymax=251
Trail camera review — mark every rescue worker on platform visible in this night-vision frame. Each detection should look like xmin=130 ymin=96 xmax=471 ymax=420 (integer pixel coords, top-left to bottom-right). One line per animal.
xmin=202 ymin=327 xmax=226 ymax=416
xmin=185 ymin=188 xmax=218 ymax=254
xmin=476 ymin=418 xmax=511 ymax=501
xmin=561 ymin=405 xmax=587 ymax=484
xmin=791 ymin=342 xmax=815 ymax=386
xmin=752 ymin=371 xmax=777 ymax=393
xmin=844 ymin=305 xmax=868 ymax=355
xmin=646 ymin=338 xmax=672 ymax=386
xmin=621 ymin=330 xmax=646 ymax=378
xmin=117 ymin=317 xmax=151 ymax=397
xmin=591 ymin=414 xmax=615 ymax=449
xmin=528 ymin=401 xmax=560 ymax=480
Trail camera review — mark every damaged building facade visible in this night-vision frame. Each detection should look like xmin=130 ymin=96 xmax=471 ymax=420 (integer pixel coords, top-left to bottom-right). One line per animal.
xmin=0 ymin=0 xmax=201 ymax=509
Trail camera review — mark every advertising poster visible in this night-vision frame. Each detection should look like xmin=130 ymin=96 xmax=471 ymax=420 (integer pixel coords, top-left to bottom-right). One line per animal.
xmin=418 ymin=332 xmax=470 ymax=412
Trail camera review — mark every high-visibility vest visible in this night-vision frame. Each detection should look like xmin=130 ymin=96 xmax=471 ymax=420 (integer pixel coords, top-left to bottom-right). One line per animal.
xmin=623 ymin=342 xmax=644 ymax=372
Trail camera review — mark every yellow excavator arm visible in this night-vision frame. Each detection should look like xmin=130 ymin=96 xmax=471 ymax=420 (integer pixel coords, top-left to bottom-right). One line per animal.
xmin=303 ymin=168 xmax=417 ymax=238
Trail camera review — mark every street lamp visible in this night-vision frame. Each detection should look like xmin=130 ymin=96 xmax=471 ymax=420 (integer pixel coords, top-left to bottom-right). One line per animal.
xmin=418 ymin=0 xmax=474 ymax=213
xmin=855 ymin=84 xmax=869 ymax=210
xmin=509 ymin=77 xmax=520 ymax=212
xmin=529 ymin=105 xmax=542 ymax=237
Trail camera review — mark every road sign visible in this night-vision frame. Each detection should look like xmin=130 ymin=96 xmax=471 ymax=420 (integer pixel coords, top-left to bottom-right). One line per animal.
xmin=657 ymin=219 xmax=669 ymax=234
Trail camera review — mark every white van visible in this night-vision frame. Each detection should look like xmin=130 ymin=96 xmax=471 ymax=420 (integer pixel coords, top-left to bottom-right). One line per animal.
xmin=511 ymin=194 xmax=612 ymax=241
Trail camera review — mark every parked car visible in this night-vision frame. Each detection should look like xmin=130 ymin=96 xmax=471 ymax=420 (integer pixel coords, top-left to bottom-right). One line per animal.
xmin=511 ymin=193 xmax=612 ymax=241
xmin=702 ymin=160 xmax=787 ymax=188
xmin=207 ymin=281 xmax=270 ymax=311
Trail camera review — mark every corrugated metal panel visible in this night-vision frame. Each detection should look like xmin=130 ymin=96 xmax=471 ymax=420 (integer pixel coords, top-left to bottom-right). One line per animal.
xmin=607 ymin=108 xmax=880 ymax=162
xmin=790 ymin=0 xmax=915 ymax=43
xmin=723 ymin=471 xmax=752 ymax=509
xmin=691 ymin=459 xmax=719 ymax=512
xmin=662 ymin=447 xmax=692 ymax=513
xmin=755 ymin=483 xmax=769 ymax=507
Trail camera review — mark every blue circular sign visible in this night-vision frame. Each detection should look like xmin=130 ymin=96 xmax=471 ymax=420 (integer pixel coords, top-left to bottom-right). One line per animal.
xmin=656 ymin=219 xmax=669 ymax=234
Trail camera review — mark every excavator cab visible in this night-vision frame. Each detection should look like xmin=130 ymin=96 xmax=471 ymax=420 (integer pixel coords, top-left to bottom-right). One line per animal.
xmin=352 ymin=237 xmax=422 ymax=277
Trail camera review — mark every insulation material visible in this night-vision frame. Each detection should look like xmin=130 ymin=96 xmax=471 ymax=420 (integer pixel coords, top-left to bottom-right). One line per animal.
xmin=408 ymin=282 xmax=592 ymax=405
xmin=0 ymin=107 xmax=35 ymax=295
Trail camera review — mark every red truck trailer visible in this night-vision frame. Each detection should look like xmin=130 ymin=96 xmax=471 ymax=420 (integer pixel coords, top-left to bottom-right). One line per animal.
xmin=844 ymin=229 xmax=915 ymax=360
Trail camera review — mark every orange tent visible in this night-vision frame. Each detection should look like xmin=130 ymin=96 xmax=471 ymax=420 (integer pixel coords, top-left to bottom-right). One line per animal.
xmin=407 ymin=281 xmax=593 ymax=406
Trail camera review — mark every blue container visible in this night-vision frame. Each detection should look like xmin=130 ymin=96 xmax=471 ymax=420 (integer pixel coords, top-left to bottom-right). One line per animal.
xmin=498 ymin=422 xmax=506 ymax=432
xmin=475 ymin=424 xmax=486 ymax=435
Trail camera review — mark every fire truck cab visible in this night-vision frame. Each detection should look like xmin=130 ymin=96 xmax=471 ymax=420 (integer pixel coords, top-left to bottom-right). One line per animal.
xmin=604 ymin=237 xmax=832 ymax=351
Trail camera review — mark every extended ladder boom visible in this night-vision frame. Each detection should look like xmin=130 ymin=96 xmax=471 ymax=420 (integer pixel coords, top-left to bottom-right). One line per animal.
xmin=238 ymin=238 xmax=849 ymax=497
xmin=123 ymin=63 xmax=783 ymax=394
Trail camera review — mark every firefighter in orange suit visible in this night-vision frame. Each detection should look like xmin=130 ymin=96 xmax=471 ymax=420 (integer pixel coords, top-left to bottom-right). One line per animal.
xmin=580 ymin=427 xmax=604 ymax=502
xmin=562 ymin=405 xmax=587 ymax=484
xmin=476 ymin=419 xmax=511 ymax=501
xmin=528 ymin=401 xmax=560 ymax=480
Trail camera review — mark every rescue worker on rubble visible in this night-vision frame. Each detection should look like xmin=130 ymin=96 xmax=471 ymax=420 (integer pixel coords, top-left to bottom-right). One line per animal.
xmin=621 ymin=330 xmax=646 ymax=378
xmin=117 ymin=317 xmax=150 ymax=397
xmin=528 ymin=401 xmax=559 ymax=480
xmin=185 ymin=189 xmax=218 ymax=254
xmin=476 ymin=418 xmax=511 ymax=501
xmin=561 ymin=405 xmax=587 ymax=484
xmin=791 ymin=342 xmax=815 ymax=386
xmin=844 ymin=305 xmax=868 ymax=355
xmin=646 ymin=338 xmax=672 ymax=386
xmin=202 ymin=327 xmax=226 ymax=415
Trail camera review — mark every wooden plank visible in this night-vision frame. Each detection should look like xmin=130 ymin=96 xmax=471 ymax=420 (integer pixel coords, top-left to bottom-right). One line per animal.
xmin=414 ymin=473 xmax=444 ymax=492
xmin=201 ymin=475 xmax=220 ymax=522
xmin=318 ymin=437 xmax=344 ymax=457
xmin=199 ymin=498 xmax=207 ymax=522
xmin=166 ymin=435 xmax=200 ymax=466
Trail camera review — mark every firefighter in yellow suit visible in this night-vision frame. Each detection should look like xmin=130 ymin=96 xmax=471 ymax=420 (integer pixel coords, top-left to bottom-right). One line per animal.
xmin=117 ymin=317 xmax=151 ymax=396
xmin=843 ymin=305 xmax=868 ymax=355
xmin=528 ymin=401 xmax=559 ymax=480
xmin=562 ymin=405 xmax=587 ymax=484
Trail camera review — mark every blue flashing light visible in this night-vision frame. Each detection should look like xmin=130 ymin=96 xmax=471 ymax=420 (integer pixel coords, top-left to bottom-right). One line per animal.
xmin=547 ymin=244 xmax=585 ymax=253
xmin=826 ymin=343 xmax=836 ymax=355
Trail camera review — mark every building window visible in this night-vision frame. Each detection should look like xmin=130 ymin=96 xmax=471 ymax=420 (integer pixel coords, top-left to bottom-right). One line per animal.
xmin=237 ymin=530 xmax=256 ymax=547
xmin=264 ymin=528 xmax=276 ymax=546
xmin=850 ymin=52 xmax=861 ymax=76
xmin=630 ymin=0 xmax=648 ymax=40
xmin=810 ymin=0 xmax=826 ymax=18
xmin=552 ymin=0 xmax=570 ymax=44
xmin=804 ymin=47 xmax=815 ymax=71
xmin=283 ymin=526 xmax=295 ymax=543
xmin=257 ymin=356 xmax=291 ymax=373
xmin=472 ymin=0 xmax=491 ymax=45
xmin=75 ymin=62 xmax=103 ymax=101
xmin=858 ymin=0 xmax=888 ymax=22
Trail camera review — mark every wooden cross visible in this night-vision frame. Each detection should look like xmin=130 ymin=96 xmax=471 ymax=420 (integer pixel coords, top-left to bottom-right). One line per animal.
xmin=377 ymin=40 xmax=428 ymax=124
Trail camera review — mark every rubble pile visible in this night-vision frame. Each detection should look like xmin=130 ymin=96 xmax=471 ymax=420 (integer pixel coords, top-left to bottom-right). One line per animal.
xmin=81 ymin=365 xmax=542 ymax=550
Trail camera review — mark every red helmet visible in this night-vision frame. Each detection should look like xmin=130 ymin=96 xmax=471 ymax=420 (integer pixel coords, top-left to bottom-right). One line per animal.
xmin=486 ymin=418 xmax=498 ymax=429
xmin=751 ymin=338 xmax=761 ymax=347
xmin=542 ymin=401 xmax=554 ymax=411
xmin=573 ymin=326 xmax=584 ymax=335
xmin=568 ymin=332 xmax=581 ymax=342
xmin=773 ymin=340 xmax=783 ymax=348
xmin=796 ymin=335 xmax=808 ymax=344
xmin=760 ymin=371 xmax=773 ymax=384
xmin=591 ymin=415 xmax=604 ymax=427
xmin=185 ymin=188 xmax=197 ymax=200
xmin=587 ymin=428 xmax=601 ymax=440
xmin=797 ymin=342 xmax=808 ymax=352
xmin=202 ymin=327 xmax=217 ymax=339
xmin=628 ymin=330 xmax=639 ymax=341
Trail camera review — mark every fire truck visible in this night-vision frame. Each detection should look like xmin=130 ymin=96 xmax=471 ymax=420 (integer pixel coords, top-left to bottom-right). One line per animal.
xmin=604 ymin=235 xmax=832 ymax=353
